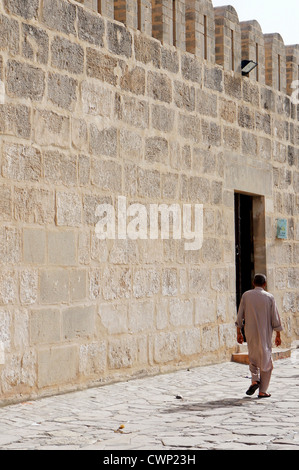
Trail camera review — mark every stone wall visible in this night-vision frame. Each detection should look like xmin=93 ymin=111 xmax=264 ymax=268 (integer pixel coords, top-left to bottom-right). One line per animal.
xmin=0 ymin=0 xmax=298 ymax=405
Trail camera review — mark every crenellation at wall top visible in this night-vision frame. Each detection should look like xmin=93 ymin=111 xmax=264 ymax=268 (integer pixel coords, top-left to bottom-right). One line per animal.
xmin=73 ymin=0 xmax=298 ymax=99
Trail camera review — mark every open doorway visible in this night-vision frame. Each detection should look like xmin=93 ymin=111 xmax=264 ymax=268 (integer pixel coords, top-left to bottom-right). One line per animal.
xmin=234 ymin=193 xmax=267 ymax=310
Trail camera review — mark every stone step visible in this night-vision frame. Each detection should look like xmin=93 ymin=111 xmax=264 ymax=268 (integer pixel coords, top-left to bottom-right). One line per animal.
xmin=231 ymin=346 xmax=291 ymax=365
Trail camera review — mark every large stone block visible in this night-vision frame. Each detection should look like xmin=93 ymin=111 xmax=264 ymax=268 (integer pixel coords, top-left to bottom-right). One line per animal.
xmin=108 ymin=337 xmax=137 ymax=369
xmin=48 ymin=230 xmax=77 ymax=266
xmin=37 ymin=345 xmax=78 ymax=388
xmin=107 ymin=21 xmax=132 ymax=58
xmin=4 ymin=0 xmax=39 ymax=20
xmin=41 ymin=0 xmax=76 ymax=35
xmin=30 ymin=308 xmax=61 ymax=344
xmin=86 ymin=48 xmax=118 ymax=85
xmin=40 ymin=268 xmax=69 ymax=304
xmin=51 ymin=36 xmax=84 ymax=75
xmin=128 ymin=300 xmax=155 ymax=333
xmin=23 ymin=228 xmax=46 ymax=264
xmin=56 ymin=191 xmax=82 ymax=227
xmin=44 ymin=150 xmax=77 ymax=186
xmin=99 ymin=302 xmax=128 ymax=335
xmin=0 ymin=104 xmax=31 ymax=140
xmin=147 ymin=71 xmax=172 ymax=103
xmin=154 ymin=332 xmax=178 ymax=363
xmin=47 ymin=72 xmax=78 ymax=111
xmin=6 ymin=60 xmax=45 ymax=101
xmin=77 ymin=5 xmax=105 ymax=46
xmin=0 ymin=226 xmax=21 ymax=265
xmin=62 ymin=305 xmax=95 ymax=340
xmin=22 ymin=24 xmax=49 ymax=65
xmin=34 ymin=110 xmax=70 ymax=148
xmin=2 ymin=142 xmax=41 ymax=182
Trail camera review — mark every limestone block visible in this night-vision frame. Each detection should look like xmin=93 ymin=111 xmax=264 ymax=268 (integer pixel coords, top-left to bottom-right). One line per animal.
xmin=77 ymin=5 xmax=105 ymax=46
xmin=30 ymin=308 xmax=61 ymax=344
xmin=34 ymin=110 xmax=70 ymax=148
xmin=174 ymin=80 xmax=195 ymax=111
xmin=62 ymin=305 xmax=96 ymax=340
xmin=51 ymin=36 xmax=84 ymax=75
xmin=44 ymin=150 xmax=77 ymax=186
xmin=70 ymin=269 xmax=87 ymax=302
xmin=102 ymin=266 xmax=132 ymax=300
xmin=99 ymin=302 xmax=128 ymax=334
xmin=56 ymin=191 xmax=82 ymax=227
xmin=6 ymin=60 xmax=45 ymax=101
xmin=204 ymin=65 xmax=223 ymax=92
xmin=154 ymin=332 xmax=178 ymax=363
xmin=179 ymin=328 xmax=201 ymax=356
xmin=151 ymin=103 xmax=175 ymax=133
xmin=81 ymin=80 xmax=113 ymax=117
xmin=120 ymin=65 xmax=146 ymax=95
xmin=202 ymin=325 xmax=219 ymax=352
xmin=22 ymin=24 xmax=49 ymax=65
xmin=91 ymin=158 xmax=122 ymax=191
xmin=107 ymin=21 xmax=132 ymax=58
xmin=161 ymin=48 xmax=179 ymax=74
xmin=37 ymin=345 xmax=78 ymax=388
xmin=86 ymin=48 xmax=118 ymax=85
xmin=90 ymin=125 xmax=117 ymax=158
xmin=79 ymin=341 xmax=106 ymax=376
xmin=108 ymin=337 xmax=137 ymax=369
xmin=47 ymin=72 xmax=78 ymax=111
xmin=40 ymin=268 xmax=69 ymax=304
xmin=0 ymin=226 xmax=21 ymax=265
xmin=41 ymin=0 xmax=76 ymax=35
xmin=119 ymin=129 xmax=143 ymax=160
xmin=14 ymin=187 xmax=54 ymax=225
xmin=23 ymin=228 xmax=46 ymax=264
xmin=2 ymin=142 xmax=41 ymax=182
xmin=0 ymin=185 xmax=11 ymax=221
xmin=145 ymin=136 xmax=169 ymax=164
xmin=115 ymin=94 xmax=149 ymax=129
xmin=48 ymin=230 xmax=77 ymax=266
xmin=20 ymin=269 xmax=38 ymax=305
xmin=169 ymin=298 xmax=193 ymax=327
xmin=3 ymin=0 xmax=39 ymax=20
xmin=0 ymin=269 xmax=17 ymax=305
xmin=0 ymin=104 xmax=31 ymax=139
xmin=134 ymin=34 xmax=161 ymax=68
xmin=72 ymin=119 xmax=88 ymax=153
xmin=181 ymin=53 xmax=202 ymax=84
xmin=137 ymin=168 xmax=161 ymax=198
xmin=195 ymin=296 xmax=216 ymax=325
xmin=128 ymin=300 xmax=155 ymax=333
xmin=162 ymin=268 xmax=178 ymax=296
xmin=189 ymin=268 xmax=209 ymax=294
xmin=147 ymin=71 xmax=172 ymax=103
xmin=0 ymin=14 xmax=19 ymax=56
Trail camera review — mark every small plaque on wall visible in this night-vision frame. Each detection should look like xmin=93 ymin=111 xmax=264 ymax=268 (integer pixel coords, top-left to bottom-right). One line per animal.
xmin=277 ymin=219 xmax=287 ymax=239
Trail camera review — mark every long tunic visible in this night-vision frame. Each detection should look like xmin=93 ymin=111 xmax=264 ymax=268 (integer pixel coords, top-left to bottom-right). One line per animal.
xmin=236 ymin=287 xmax=283 ymax=371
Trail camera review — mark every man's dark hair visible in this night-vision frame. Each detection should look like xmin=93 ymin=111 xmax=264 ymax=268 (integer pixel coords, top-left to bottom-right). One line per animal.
xmin=253 ymin=273 xmax=267 ymax=286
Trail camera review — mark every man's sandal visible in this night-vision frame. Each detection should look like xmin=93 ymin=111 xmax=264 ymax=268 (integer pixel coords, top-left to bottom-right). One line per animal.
xmin=258 ymin=393 xmax=271 ymax=398
xmin=246 ymin=381 xmax=260 ymax=396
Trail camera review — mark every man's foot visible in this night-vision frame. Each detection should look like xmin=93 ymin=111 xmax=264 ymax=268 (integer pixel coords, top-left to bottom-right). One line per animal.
xmin=246 ymin=381 xmax=260 ymax=396
xmin=258 ymin=393 xmax=271 ymax=398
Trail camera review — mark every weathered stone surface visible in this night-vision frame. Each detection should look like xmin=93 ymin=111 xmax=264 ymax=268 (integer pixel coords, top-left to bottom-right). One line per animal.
xmin=40 ymin=268 xmax=69 ymax=304
xmin=47 ymin=72 xmax=78 ymax=110
xmin=51 ymin=37 xmax=84 ymax=75
xmin=77 ymin=6 xmax=105 ymax=46
xmin=6 ymin=60 xmax=45 ymax=101
xmin=42 ymin=0 xmax=76 ymax=35
xmin=22 ymin=24 xmax=49 ymax=64
xmin=107 ymin=21 xmax=132 ymax=58
xmin=4 ymin=0 xmax=39 ymax=20
xmin=0 ymin=14 xmax=19 ymax=55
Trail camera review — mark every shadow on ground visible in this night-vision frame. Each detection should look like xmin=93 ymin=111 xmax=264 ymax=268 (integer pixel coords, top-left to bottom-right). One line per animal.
xmin=165 ymin=397 xmax=253 ymax=413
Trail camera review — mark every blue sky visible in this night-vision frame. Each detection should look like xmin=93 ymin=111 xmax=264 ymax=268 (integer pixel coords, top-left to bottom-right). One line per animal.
xmin=212 ymin=0 xmax=299 ymax=45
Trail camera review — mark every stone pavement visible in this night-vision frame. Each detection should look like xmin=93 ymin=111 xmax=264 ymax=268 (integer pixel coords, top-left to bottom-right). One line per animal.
xmin=0 ymin=350 xmax=298 ymax=451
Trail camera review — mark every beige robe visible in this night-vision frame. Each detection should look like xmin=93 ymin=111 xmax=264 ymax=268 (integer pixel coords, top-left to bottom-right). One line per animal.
xmin=236 ymin=287 xmax=283 ymax=372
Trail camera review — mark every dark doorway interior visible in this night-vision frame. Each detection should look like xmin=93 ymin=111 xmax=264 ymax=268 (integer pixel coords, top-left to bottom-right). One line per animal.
xmin=234 ymin=193 xmax=255 ymax=310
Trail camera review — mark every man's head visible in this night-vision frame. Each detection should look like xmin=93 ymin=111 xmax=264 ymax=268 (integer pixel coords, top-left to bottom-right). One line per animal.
xmin=253 ymin=273 xmax=267 ymax=288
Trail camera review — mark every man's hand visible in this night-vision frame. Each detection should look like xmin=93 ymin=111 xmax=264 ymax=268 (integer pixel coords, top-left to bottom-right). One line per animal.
xmin=237 ymin=328 xmax=244 ymax=344
xmin=275 ymin=332 xmax=281 ymax=347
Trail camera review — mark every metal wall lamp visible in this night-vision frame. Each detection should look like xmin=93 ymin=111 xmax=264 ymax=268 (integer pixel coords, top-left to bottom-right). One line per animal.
xmin=241 ymin=60 xmax=258 ymax=76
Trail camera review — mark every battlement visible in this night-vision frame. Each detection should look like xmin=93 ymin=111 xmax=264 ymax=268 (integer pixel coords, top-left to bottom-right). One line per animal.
xmin=77 ymin=0 xmax=299 ymax=96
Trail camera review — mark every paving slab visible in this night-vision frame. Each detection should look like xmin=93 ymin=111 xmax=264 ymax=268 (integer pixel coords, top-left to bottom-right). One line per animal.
xmin=0 ymin=352 xmax=298 ymax=451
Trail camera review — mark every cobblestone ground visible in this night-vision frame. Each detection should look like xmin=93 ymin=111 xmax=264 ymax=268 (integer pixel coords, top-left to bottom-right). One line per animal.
xmin=0 ymin=352 xmax=298 ymax=451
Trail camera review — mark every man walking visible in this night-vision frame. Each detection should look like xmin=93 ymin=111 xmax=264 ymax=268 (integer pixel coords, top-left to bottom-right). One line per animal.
xmin=236 ymin=274 xmax=283 ymax=398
